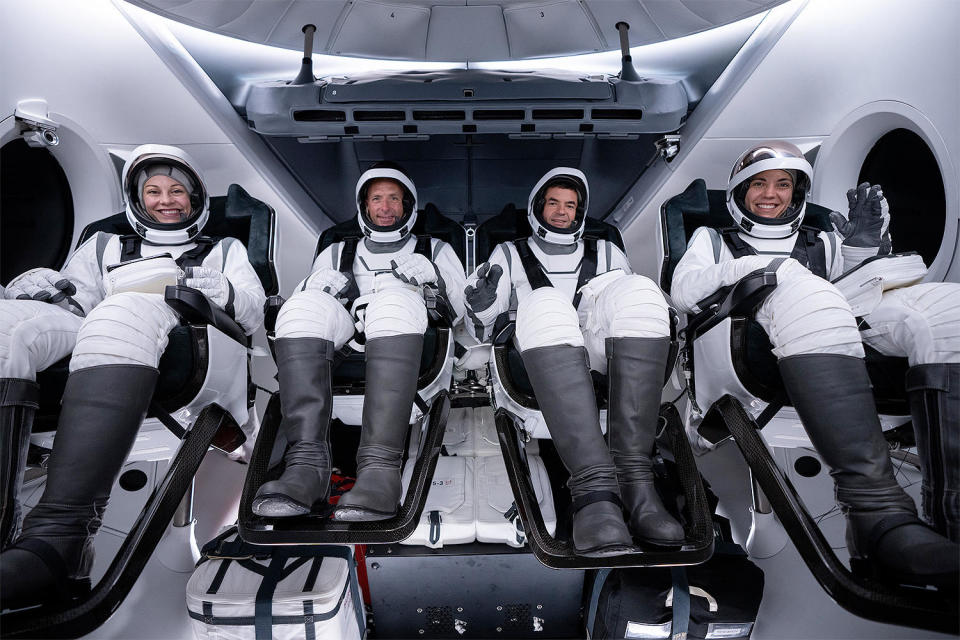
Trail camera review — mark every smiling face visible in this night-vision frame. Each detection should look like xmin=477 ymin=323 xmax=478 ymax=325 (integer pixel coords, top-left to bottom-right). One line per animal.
xmin=541 ymin=185 xmax=579 ymax=229
xmin=744 ymin=169 xmax=794 ymax=219
xmin=364 ymin=178 xmax=406 ymax=227
xmin=142 ymin=174 xmax=192 ymax=224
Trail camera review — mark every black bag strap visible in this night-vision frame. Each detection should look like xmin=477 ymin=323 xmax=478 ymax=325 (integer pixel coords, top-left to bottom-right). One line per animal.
xmin=585 ymin=568 xmax=612 ymax=638
xmin=255 ymin=552 xmax=289 ymax=640
xmin=670 ymin=567 xmax=691 ymax=640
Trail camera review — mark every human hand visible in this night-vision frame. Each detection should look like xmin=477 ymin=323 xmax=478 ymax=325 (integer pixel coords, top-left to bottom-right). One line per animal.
xmin=390 ymin=253 xmax=438 ymax=286
xmin=829 ymin=182 xmax=891 ymax=253
xmin=464 ymin=262 xmax=503 ymax=313
xmin=182 ymin=266 xmax=232 ymax=308
xmin=304 ymin=267 xmax=352 ymax=302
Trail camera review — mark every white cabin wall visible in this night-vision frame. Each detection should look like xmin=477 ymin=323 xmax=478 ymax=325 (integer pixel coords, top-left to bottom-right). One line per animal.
xmin=619 ymin=0 xmax=959 ymax=282
xmin=0 ymin=0 xmax=321 ymax=299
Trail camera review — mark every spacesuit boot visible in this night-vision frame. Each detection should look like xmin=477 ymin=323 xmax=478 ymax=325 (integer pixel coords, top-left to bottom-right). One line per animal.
xmin=253 ymin=338 xmax=336 ymax=517
xmin=0 ymin=365 xmax=157 ymax=609
xmin=1 ymin=378 xmax=38 ymax=548
xmin=606 ymin=337 xmax=685 ymax=545
xmin=334 ymin=334 xmax=423 ymax=521
xmin=522 ymin=344 xmax=634 ymax=557
xmin=906 ymin=363 xmax=960 ymax=542
xmin=779 ymin=354 xmax=959 ymax=588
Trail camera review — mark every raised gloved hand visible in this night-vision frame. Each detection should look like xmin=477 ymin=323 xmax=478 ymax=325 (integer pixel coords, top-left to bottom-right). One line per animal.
xmin=464 ymin=262 xmax=503 ymax=313
xmin=4 ymin=268 xmax=83 ymax=315
xmin=304 ymin=267 xmax=351 ymax=300
xmin=390 ymin=253 xmax=439 ymax=287
xmin=182 ymin=266 xmax=232 ymax=309
xmin=829 ymin=182 xmax=891 ymax=254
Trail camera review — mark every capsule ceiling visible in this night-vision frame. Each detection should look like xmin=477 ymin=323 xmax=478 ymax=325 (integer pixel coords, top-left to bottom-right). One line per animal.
xmin=123 ymin=0 xmax=790 ymax=62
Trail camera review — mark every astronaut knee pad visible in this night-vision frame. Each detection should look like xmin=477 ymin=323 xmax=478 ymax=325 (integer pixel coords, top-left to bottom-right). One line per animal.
xmin=595 ymin=274 xmax=671 ymax=339
xmin=0 ymin=301 xmax=81 ymax=379
xmin=875 ymin=283 xmax=960 ymax=365
xmin=364 ymin=288 xmax=428 ymax=340
xmin=515 ymin=287 xmax=584 ymax=352
xmin=71 ymin=292 xmax=180 ymax=371
xmin=758 ymin=273 xmax=863 ymax=359
xmin=275 ymin=289 xmax=356 ymax=346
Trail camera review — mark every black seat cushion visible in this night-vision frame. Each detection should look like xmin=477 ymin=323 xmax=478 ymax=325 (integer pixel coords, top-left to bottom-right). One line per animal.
xmin=315 ymin=203 xmax=466 ymax=268
xmin=475 ymin=203 xmax=624 ymax=264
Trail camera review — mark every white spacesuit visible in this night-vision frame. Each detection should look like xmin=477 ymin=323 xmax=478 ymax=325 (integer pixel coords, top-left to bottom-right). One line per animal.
xmin=0 ymin=144 xmax=265 ymax=608
xmin=671 ymin=141 xmax=958 ymax=586
xmin=252 ymin=163 xmax=465 ymax=522
xmin=464 ymin=167 xmax=683 ymax=557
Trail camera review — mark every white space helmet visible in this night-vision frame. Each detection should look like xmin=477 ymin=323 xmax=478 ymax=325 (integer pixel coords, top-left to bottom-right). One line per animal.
xmin=122 ymin=144 xmax=209 ymax=245
xmin=727 ymin=141 xmax=813 ymax=239
xmin=355 ymin=163 xmax=418 ymax=243
xmin=527 ymin=167 xmax=589 ymax=245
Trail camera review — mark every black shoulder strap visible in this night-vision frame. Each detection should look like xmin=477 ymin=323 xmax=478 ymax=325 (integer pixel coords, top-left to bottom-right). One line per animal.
xmin=337 ymin=236 xmax=362 ymax=306
xmin=119 ymin=234 xmax=142 ymax=261
xmin=572 ymin=237 xmax=598 ymax=308
xmin=719 ymin=227 xmax=756 ymax=258
xmin=414 ymin=234 xmax=432 ymax=258
xmin=513 ymin=239 xmax=552 ymax=290
xmin=791 ymin=226 xmax=827 ymax=279
xmin=176 ymin=236 xmax=218 ymax=269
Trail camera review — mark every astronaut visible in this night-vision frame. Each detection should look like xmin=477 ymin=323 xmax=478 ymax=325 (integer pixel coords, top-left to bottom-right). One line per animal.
xmin=252 ymin=163 xmax=465 ymax=522
xmin=671 ymin=141 xmax=958 ymax=586
xmin=464 ymin=168 xmax=684 ymax=557
xmin=0 ymin=144 xmax=265 ymax=608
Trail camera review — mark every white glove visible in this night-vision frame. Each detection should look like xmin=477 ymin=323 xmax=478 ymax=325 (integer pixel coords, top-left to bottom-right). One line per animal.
xmin=4 ymin=267 xmax=84 ymax=315
xmin=182 ymin=266 xmax=232 ymax=309
xmin=390 ymin=253 xmax=438 ymax=287
xmin=304 ymin=267 xmax=351 ymax=299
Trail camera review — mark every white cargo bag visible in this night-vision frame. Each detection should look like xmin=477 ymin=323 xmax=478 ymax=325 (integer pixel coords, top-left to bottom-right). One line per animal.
xmin=400 ymin=455 xmax=476 ymax=548
xmin=186 ymin=527 xmax=365 ymax=640
xmin=475 ymin=454 xmax=556 ymax=547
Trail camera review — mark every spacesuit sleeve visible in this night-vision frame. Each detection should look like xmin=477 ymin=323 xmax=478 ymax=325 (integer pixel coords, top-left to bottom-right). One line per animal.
xmin=59 ymin=233 xmax=108 ymax=315
xmin=293 ymin=244 xmax=338 ymax=294
xmin=217 ymin=238 xmax=267 ymax=335
xmin=463 ymin=243 xmax=513 ymax=342
xmin=671 ymin=227 xmax=774 ymax=314
xmin=432 ymin=240 xmax=467 ymax=325
xmin=824 ymin=230 xmax=846 ymax=280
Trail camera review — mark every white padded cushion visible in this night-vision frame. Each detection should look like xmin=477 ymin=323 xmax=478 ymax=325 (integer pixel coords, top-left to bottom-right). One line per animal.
xmin=400 ymin=456 xmax=476 ymax=548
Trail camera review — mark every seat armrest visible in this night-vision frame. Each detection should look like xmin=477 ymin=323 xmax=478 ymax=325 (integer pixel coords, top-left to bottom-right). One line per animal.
xmin=164 ymin=285 xmax=247 ymax=344
xmin=492 ymin=320 xmax=516 ymax=347
xmin=263 ymin=295 xmax=285 ymax=336
xmin=685 ymin=268 xmax=778 ymax=341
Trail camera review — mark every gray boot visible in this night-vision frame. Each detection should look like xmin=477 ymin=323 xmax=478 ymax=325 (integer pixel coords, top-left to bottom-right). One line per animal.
xmin=606 ymin=337 xmax=685 ymax=545
xmin=1 ymin=378 xmax=38 ymax=548
xmin=780 ymin=354 xmax=958 ymax=588
xmin=906 ymin=363 xmax=959 ymax=542
xmin=334 ymin=334 xmax=423 ymax=521
xmin=0 ymin=365 xmax=157 ymax=609
xmin=522 ymin=344 xmax=633 ymax=557
xmin=253 ymin=338 xmax=335 ymax=517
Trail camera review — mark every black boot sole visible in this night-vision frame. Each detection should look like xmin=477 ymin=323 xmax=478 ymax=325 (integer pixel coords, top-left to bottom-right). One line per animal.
xmin=251 ymin=494 xmax=313 ymax=518
xmin=850 ymin=557 xmax=959 ymax=591
xmin=332 ymin=505 xmax=398 ymax=522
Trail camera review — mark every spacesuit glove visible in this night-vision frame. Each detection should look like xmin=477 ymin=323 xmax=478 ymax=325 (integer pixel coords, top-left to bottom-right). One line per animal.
xmin=829 ymin=182 xmax=891 ymax=253
xmin=182 ymin=266 xmax=232 ymax=309
xmin=390 ymin=253 xmax=438 ymax=287
xmin=4 ymin=267 xmax=83 ymax=315
xmin=464 ymin=262 xmax=503 ymax=314
xmin=304 ymin=267 xmax=351 ymax=301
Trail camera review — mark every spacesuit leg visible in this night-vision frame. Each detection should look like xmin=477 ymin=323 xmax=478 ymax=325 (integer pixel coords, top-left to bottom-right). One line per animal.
xmin=757 ymin=275 xmax=958 ymax=586
xmin=587 ymin=274 xmax=685 ymax=544
xmin=335 ymin=287 xmax=428 ymax=521
xmin=863 ymin=282 xmax=960 ymax=541
xmin=0 ymin=301 xmax=81 ymax=548
xmin=253 ymin=290 xmax=355 ymax=517
xmin=0 ymin=293 xmax=177 ymax=608
xmin=515 ymin=287 xmax=633 ymax=555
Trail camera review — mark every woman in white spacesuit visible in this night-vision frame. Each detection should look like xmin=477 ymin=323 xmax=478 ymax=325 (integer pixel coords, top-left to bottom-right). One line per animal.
xmin=464 ymin=168 xmax=684 ymax=557
xmin=251 ymin=163 xmax=465 ymax=522
xmin=0 ymin=144 xmax=265 ymax=608
xmin=671 ymin=141 xmax=958 ymax=587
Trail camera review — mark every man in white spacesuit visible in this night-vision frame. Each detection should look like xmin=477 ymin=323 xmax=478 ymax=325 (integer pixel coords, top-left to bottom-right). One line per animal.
xmin=671 ymin=140 xmax=958 ymax=586
xmin=0 ymin=144 xmax=266 ymax=607
xmin=463 ymin=168 xmax=684 ymax=557
xmin=252 ymin=163 xmax=465 ymax=522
